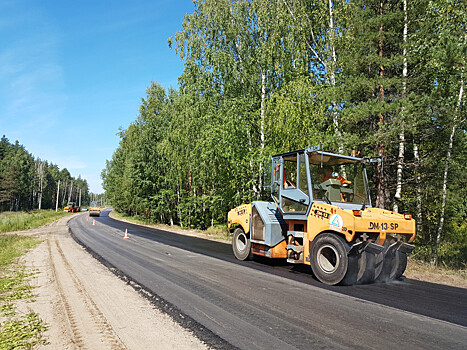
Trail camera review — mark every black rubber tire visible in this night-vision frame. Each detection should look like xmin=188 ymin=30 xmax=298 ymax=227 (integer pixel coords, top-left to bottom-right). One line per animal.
xmin=339 ymin=250 xmax=375 ymax=285
xmin=341 ymin=254 xmax=358 ymax=286
xmin=375 ymin=247 xmax=407 ymax=282
xmin=357 ymin=251 xmax=376 ymax=284
xmin=374 ymin=250 xmax=386 ymax=281
xmin=391 ymin=251 xmax=407 ymax=280
xmin=310 ymin=233 xmax=351 ymax=285
xmin=375 ymin=250 xmax=393 ymax=283
xmin=232 ymin=227 xmax=253 ymax=261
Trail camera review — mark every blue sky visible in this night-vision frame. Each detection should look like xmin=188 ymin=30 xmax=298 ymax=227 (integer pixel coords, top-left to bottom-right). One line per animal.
xmin=0 ymin=0 xmax=194 ymax=193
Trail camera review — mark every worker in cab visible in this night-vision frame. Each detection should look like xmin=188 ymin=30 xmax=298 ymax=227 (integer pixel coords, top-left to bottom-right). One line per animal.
xmin=321 ymin=167 xmax=351 ymax=185
xmin=283 ymin=166 xmax=296 ymax=189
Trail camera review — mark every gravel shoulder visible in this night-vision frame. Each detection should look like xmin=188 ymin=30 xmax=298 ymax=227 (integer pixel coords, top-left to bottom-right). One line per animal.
xmin=15 ymin=214 xmax=208 ymax=350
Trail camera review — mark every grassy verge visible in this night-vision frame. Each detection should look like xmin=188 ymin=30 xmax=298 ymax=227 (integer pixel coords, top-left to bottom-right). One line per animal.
xmin=407 ymin=258 xmax=466 ymax=279
xmin=0 ymin=234 xmax=47 ymax=349
xmin=405 ymin=257 xmax=466 ymax=288
xmin=0 ymin=210 xmax=72 ymax=233
xmin=110 ymin=210 xmax=231 ymax=241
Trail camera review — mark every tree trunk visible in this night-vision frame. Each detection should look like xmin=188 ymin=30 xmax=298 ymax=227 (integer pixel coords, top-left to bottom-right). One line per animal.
xmin=393 ymin=0 xmax=408 ymax=213
xmin=259 ymin=71 xmax=266 ymax=197
xmin=393 ymin=130 xmax=404 ymax=213
xmin=38 ymin=163 xmax=44 ymax=210
xmin=282 ymin=0 xmax=326 ymax=68
xmin=413 ymin=141 xmax=423 ymax=233
xmin=177 ymin=187 xmax=183 ymax=228
xmin=433 ymin=77 xmax=464 ymax=265
xmin=68 ymin=181 xmax=73 ymax=203
xmin=376 ymin=0 xmax=387 ymax=209
xmin=55 ymin=180 xmax=60 ymax=212
xmin=328 ymin=0 xmax=343 ymax=154
xmin=61 ymin=180 xmax=67 ymax=206
xmin=246 ymin=125 xmax=260 ymax=197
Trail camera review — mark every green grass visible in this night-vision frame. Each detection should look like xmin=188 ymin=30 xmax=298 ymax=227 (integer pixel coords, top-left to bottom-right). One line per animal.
xmin=205 ymin=224 xmax=231 ymax=241
xmin=0 ymin=210 xmax=72 ymax=233
xmin=109 ymin=210 xmax=150 ymax=225
xmin=0 ymin=234 xmax=47 ymax=349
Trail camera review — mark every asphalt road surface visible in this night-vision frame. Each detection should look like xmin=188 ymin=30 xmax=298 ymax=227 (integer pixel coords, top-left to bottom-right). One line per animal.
xmin=70 ymin=210 xmax=467 ymax=350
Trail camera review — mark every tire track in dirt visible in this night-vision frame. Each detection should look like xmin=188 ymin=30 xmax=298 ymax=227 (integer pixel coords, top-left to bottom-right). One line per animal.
xmin=48 ymin=235 xmax=127 ymax=350
xmin=16 ymin=213 xmax=208 ymax=349
xmin=47 ymin=237 xmax=83 ymax=348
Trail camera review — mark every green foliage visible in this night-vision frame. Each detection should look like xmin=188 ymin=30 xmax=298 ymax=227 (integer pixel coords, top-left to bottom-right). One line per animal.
xmin=103 ymin=0 xmax=466 ymax=266
xmin=0 ymin=210 xmax=71 ymax=233
xmin=440 ymin=221 xmax=467 ymax=269
xmin=0 ymin=234 xmax=47 ymax=349
xmin=0 ymin=136 xmax=91 ymax=212
xmin=0 ymin=313 xmax=47 ymax=350
xmin=0 ymin=235 xmax=40 ymax=268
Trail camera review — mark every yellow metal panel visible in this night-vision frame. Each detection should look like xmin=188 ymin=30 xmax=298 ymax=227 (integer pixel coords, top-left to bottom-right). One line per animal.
xmin=354 ymin=208 xmax=416 ymax=241
xmin=227 ymin=204 xmax=252 ymax=234
xmin=269 ymin=240 xmax=288 ymax=258
xmin=307 ymin=203 xmax=355 ymax=243
xmin=306 ymin=204 xmax=416 ymax=245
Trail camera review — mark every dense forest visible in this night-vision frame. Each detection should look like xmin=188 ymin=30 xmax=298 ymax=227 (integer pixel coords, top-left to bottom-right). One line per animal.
xmin=102 ymin=0 xmax=466 ymax=267
xmin=0 ymin=136 xmax=91 ymax=211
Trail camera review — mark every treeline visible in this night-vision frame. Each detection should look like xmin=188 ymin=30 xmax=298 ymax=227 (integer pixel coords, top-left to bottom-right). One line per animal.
xmin=0 ymin=136 xmax=90 ymax=211
xmin=102 ymin=0 xmax=465 ymax=266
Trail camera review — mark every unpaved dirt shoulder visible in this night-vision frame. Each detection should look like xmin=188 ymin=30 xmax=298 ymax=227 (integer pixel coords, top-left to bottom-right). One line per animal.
xmin=404 ymin=260 xmax=467 ymax=289
xmin=109 ymin=212 xmax=467 ymax=289
xmin=18 ymin=214 xmax=208 ymax=350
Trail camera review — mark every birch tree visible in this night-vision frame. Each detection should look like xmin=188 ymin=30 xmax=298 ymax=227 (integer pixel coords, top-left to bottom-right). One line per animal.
xmin=35 ymin=159 xmax=47 ymax=209
xmin=410 ymin=0 xmax=466 ymax=264
xmin=393 ymin=0 xmax=408 ymax=213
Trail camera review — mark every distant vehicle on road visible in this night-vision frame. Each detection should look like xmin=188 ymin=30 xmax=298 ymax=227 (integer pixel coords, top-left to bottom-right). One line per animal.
xmin=64 ymin=202 xmax=80 ymax=213
xmin=81 ymin=207 xmax=88 ymax=212
xmin=89 ymin=201 xmax=101 ymax=217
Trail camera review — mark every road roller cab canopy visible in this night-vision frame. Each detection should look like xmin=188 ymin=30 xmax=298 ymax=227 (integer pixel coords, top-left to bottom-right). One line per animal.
xmin=265 ymin=145 xmax=374 ymax=217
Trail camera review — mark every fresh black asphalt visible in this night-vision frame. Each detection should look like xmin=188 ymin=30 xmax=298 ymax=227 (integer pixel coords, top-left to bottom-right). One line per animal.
xmin=69 ymin=210 xmax=467 ymax=349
